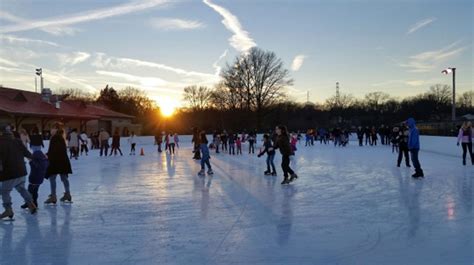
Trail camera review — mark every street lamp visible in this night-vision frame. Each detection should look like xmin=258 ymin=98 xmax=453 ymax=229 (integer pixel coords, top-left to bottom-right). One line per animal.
xmin=442 ymin=67 xmax=456 ymax=121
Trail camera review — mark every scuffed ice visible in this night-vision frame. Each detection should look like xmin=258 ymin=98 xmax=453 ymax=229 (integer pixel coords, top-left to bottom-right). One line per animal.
xmin=0 ymin=137 xmax=472 ymax=265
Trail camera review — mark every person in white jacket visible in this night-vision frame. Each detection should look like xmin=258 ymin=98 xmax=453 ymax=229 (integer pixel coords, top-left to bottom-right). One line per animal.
xmin=79 ymin=131 xmax=89 ymax=156
xmin=128 ymin=132 xmax=138 ymax=155
xmin=457 ymin=121 xmax=473 ymax=165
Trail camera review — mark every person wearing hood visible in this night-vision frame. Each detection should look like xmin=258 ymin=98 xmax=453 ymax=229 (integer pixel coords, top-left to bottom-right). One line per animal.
xmin=407 ymin=118 xmax=424 ymax=178
xmin=0 ymin=123 xmax=37 ymax=219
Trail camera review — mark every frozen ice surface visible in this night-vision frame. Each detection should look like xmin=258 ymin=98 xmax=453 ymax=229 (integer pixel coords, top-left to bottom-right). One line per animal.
xmin=1 ymin=136 xmax=472 ymax=265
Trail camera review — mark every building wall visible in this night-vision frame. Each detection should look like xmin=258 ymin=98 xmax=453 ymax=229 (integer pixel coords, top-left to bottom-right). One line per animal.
xmin=0 ymin=114 xmax=141 ymax=136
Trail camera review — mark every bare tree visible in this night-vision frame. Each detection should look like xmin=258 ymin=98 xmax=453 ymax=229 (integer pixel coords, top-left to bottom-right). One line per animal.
xmin=324 ymin=93 xmax=355 ymax=110
xmin=57 ymin=87 xmax=97 ymax=102
xmin=364 ymin=91 xmax=391 ymax=111
xmin=183 ymin=85 xmax=212 ymax=110
xmin=425 ymin=84 xmax=451 ymax=106
xmin=221 ymin=47 xmax=292 ymax=127
xmin=458 ymin=91 xmax=473 ymax=108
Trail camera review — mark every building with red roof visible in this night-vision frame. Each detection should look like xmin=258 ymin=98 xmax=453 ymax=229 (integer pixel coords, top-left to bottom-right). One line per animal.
xmin=0 ymin=86 xmax=140 ymax=136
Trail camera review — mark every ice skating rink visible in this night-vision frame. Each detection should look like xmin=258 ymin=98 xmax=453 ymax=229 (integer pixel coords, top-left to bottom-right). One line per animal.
xmin=1 ymin=137 xmax=472 ymax=265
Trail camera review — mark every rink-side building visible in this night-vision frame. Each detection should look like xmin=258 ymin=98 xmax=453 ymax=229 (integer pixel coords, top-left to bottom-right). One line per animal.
xmin=0 ymin=86 xmax=140 ymax=135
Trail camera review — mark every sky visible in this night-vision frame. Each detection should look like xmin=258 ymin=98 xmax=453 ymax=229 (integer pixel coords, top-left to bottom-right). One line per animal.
xmin=0 ymin=0 xmax=472 ymax=108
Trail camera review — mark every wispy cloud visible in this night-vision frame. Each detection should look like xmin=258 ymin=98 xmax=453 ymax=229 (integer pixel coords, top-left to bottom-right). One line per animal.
xmin=96 ymin=70 xmax=185 ymax=94
xmin=212 ymin=50 xmax=228 ymax=75
xmin=0 ymin=57 xmax=19 ymax=67
xmin=0 ymin=34 xmax=59 ymax=47
xmin=0 ymin=11 xmax=78 ymax=36
xmin=291 ymin=55 xmax=306 ymax=71
xmin=150 ymin=18 xmax=204 ymax=30
xmin=399 ymin=41 xmax=466 ymax=73
xmin=0 ymin=0 xmax=170 ymax=34
xmin=407 ymin=17 xmax=436 ymax=34
xmin=58 ymin=52 xmax=91 ymax=66
xmin=92 ymin=53 xmax=219 ymax=81
xmin=203 ymin=0 xmax=256 ymax=52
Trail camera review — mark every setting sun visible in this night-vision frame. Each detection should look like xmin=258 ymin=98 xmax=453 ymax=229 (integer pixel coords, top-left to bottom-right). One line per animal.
xmin=156 ymin=96 xmax=179 ymax=117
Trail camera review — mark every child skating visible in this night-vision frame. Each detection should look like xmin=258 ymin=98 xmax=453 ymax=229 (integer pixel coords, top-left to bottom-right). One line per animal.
xmin=258 ymin=134 xmax=277 ymax=176
xmin=198 ymin=131 xmax=214 ymax=176
xmin=128 ymin=132 xmax=137 ymax=155
xmin=21 ymin=149 xmax=49 ymax=209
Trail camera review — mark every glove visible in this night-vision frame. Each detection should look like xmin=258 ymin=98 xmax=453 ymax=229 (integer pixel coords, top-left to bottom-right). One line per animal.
xmin=257 ymin=154 xmax=262 ymax=158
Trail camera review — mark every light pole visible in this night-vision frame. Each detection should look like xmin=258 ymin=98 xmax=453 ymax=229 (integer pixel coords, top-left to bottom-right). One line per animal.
xmin=442 ymin=67 xmax=456 ymax=121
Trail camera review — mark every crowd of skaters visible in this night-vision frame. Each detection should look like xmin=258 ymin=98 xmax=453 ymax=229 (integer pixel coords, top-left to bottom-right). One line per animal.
xmin=0 ymin=117 xmax=472 ymax=220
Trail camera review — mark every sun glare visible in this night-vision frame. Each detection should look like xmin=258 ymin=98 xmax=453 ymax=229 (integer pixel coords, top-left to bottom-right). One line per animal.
xmin=156 ymin=97 xmax=179 ymax=117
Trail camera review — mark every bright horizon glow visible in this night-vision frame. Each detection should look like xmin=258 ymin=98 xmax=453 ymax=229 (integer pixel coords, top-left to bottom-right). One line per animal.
xmin=156 ymin=96 xmax=179 ymax=117
xmin=0 ymin=1 xmax=471 ymax=104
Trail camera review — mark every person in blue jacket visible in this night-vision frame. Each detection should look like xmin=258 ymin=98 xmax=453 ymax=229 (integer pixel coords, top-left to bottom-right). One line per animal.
xmin=198 ymin=131 xmax=214 ymax=176
xmin=21 ymin=150 xmax=49 ymax=209
xmin=407 ymin=118 xmax=424 ymax=178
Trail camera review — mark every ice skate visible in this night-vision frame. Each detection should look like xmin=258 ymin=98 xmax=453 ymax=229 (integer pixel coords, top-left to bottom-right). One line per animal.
xmin=281 ymin=178 xmax=290 ymax=185
xmin=198 ymin=170 xmax=205 ymax=176
xmin=207 ymin=170 xmax=214 ymax=175
xmin=28 ymin=202 xmax=37 ymax=214
xmin=60 ymin=192 xmax=72 ymax=203
xmin=271 ymin=172 xmax=277 ymax=176
xmin=0 ymin=208 xmax=14 ymax=220
xmin=289 ymin=173 xmax=298 ymax=182
xmin=20 ymin=203 xmax=28 ymax=209
xmin=44 ymin=195 xmax=57 ymax=205
xmin=264 ymin=170 xmax=271 ymax=175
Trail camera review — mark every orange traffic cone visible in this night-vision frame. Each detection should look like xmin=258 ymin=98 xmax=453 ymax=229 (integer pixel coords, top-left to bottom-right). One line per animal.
xmin=140 ymin=148 xmax=145 ymax=156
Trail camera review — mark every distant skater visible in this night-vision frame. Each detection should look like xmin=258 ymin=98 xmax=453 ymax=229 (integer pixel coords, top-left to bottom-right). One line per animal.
xmin=457 ymin=121 xmax=473 ymax=165
xmin=198 ymin=131 xmax=213 ymax=176
xmin=128 ymin=131 xmax=137 ymax=155
xmin=397 ymin=123 xmax=410 ymax=167
xmin=407 ymin=118 xmax=424 ymax=178
xmin=110 ymin=128 xmax=123 ymax=156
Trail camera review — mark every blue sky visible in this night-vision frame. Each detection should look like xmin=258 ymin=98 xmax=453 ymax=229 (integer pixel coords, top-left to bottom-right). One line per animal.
xmin=0 ymin=0 xmax=472 ymax=107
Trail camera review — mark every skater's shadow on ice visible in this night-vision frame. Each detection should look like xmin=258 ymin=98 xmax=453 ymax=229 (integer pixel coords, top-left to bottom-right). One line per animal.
xmin=277 ymin=185 xmax=297 ymax=246
xmin=193 ymin=175 xmax=213 ymax=219
xmin=166 ymin=154 xmax=176 ymax=177
xmin=1 ymin=206 xmax=73 ymax=265
xmin=394 ymin=168 xmax=424 ymax=238
xmin=458 ymin=168 xmax=472 ymax=213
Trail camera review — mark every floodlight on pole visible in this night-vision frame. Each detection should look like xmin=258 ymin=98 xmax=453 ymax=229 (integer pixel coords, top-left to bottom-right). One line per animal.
xmin=442 ymin=67 xmax=456 ymax=121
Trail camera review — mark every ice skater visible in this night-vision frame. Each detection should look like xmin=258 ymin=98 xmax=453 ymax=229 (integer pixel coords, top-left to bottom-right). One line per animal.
xmin=457 ymin=121 xmax=473 ymax=165
xmin=198 ymin=131 xmax=213 ymax=176
xmin=397 ymin=123 xmax=410 ymax=167
xmin=44 ymin=129 xmax=73 ymax=204
xmin=168 ymin=133 xmax=176 ymax=155
xmin=99 ymin=128 xmax=110 ymax=156
xmin=21 ymin=148 xmax=48 ymax=209
xmin=274 ymin=125 xmax=298 ymax=185
xmin=407 ymin=118 xmax=424 ymax=178
xmin=236 ymin=137 xmax=242 ymax=155
xmin=110 ymin=128 xmax=123 ymax=156
xmin=248 ymin=130 xmax=256 ymax=154
xmin=192 ymin=128 xmax=201 ymax=160
xmin=128 ymin=131 xmax=137 ymax=155
xmin=357 ymin=126 xmax=364 ymax=146
xmin=258 ymin=134 xmax=277 ymax=176
xmin=79 ymin=131 xmax=89 ymax=156
xmin=228 ymin=133 xmax=236 ymax=155
xmin=29 ymin=127 xmax=44 ymax=151
xmin=0 ymin=124 xmax=37 ymax=220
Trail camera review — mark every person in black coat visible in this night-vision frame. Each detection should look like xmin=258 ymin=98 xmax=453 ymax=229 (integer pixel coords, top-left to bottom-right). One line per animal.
xmin=30 ymin=127 xmax=44 ymax=152
xmin=0 ymin=124 xmax=37 ymax=219
xmin=274 ymin=125 xmax=298 ymax=185
xmin=45 ymin=129 xmax=73 ymax=204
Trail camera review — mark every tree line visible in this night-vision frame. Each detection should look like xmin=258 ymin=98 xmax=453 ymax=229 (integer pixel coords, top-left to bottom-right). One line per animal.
xmin=59 ymin=47 xmax=472 ymax=135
